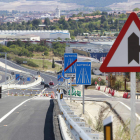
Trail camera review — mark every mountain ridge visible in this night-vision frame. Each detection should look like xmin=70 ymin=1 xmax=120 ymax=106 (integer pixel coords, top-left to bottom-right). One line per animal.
xmin=0 ymin=0 xmax=128 ymax=7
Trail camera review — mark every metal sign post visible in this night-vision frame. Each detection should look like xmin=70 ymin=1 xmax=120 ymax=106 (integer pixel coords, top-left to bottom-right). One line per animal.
xmin=130 ymin=72 xmax=136 ymax=140
xmin=70 ymin=78 xmax=72 ymax=102
xmin=5 ymin=53 xmax=7 ymax=85
xmin=67 ymin=79 xmax=68 ymax=100
xmin=83 ymin=85 xmax=84 ymax=114
xmin=76 ymin=62 xmax=91 ymax=114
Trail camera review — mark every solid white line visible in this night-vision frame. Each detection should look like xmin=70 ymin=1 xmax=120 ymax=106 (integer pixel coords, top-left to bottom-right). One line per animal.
xmin=118 ymin=101 xmax=140 ymax=120
xmin=0 ymin=97 xmax=35 ymax=123
xmin=96 ymin=90 xmax=110 ymax=97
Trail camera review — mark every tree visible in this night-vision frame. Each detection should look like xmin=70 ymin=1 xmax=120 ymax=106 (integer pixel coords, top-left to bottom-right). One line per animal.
xmin=101 ymin=15 xmax=106 ymax=24
xmin=88 ymin=22 xmax=94 ymax=31
xmin=119 ymin=13 xmax=127 ymax=18
xmin=52 ymin=58 xmax=55 ymax=68
xmin=133 ymin=8 xmax=140 ymax=11
xmin=44 ymin=50 xmax=49 ymax=56
xmin=114 ymin=19 xmax=119 ymax=29
xmin=32 ymin=19 xmax=41 ymax=26
xmin=44 ymin=18 xmax=50 ymax=25
xmin=22 ymin=21 xmax=26 ymax=25
xmin=7 ymin=41 xmax=13 ymax=47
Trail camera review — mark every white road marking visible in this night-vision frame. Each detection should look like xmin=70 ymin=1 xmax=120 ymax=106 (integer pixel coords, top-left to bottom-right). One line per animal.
xmin=0 ymin=97 xmax=35 ymax=123
xmin=118 ymin=101 xmax=140 ymax=120
xmin=97 ymin=90 xmax=110 ymax=97
xmin=97 ymin=90 xmax=140 ymax=120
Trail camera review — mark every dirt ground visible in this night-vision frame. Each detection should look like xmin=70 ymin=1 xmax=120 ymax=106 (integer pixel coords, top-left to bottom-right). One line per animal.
xmin=65 ymin=99 xmax=123 ymax=140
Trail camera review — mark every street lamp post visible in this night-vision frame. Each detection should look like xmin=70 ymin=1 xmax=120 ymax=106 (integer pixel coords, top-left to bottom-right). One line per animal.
xmin=42 ymin=54 xmax=44 ymax=70
xmin=0 ymin=52 xmax=7 ymax=85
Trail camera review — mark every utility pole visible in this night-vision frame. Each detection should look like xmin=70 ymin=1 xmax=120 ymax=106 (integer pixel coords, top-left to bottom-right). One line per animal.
xmin=42 ymin=53 xmax=44 ymax=70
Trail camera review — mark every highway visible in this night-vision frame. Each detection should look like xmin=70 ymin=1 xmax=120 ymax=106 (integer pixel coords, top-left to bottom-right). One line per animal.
xmin=0 ymin=59 xmax=59 ymax=140
xmin=2 ymin=58 xmax=139 ymax=140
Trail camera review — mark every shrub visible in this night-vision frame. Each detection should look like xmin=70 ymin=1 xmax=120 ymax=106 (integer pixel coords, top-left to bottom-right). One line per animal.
xmin=14 ymin=57 xmax=38 ymax=67
xmin=44 ymin=50 xmax=49 ymax=56
xmin=27 ymin=61 xmax=39 ymax=67
xmin=14 ymin=57 xmax=27 ymax=64
xmin=91 ymin=78 xmax=106 ymax=85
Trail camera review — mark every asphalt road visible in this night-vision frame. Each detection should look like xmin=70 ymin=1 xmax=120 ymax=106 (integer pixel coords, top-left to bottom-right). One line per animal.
xmin=0 ymin=98 xmax=55 ymax=140
xmin=0 ymin=59 xmax=58 ymax=140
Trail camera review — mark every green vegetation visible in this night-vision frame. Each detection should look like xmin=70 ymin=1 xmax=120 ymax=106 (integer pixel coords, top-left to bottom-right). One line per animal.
xmin=91 ymin=78 xmax=106 ymax=85
xmin=133 ymin=8 xmax=140 ymax=11
xmin=0 ymin=11 xmax=132 ymax=36
xmin=14 ymin=57 xmax=39 ymax=67
xmin=5 ymin=39 xmax=49 ymax=57
xmin=52 ymin=42 xmax=66 ymax=57
xmin=27 ymin=58 xmax=62 ymax=71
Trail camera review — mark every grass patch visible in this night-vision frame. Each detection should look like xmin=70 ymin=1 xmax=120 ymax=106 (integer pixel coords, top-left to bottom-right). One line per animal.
xmin=27 ymin=58 xmax=61 ymax=72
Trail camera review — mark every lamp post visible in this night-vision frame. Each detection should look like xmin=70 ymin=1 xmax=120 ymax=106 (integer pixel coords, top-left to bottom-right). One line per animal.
xmin=42 ymin=53 xmax=44 ymax=70
xmin=0 ymin=52 xmax=7 ymax=85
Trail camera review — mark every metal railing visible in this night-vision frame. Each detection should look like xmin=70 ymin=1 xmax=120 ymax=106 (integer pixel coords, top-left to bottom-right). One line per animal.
xmin=57 ymin=92 xmax=99 ymax=140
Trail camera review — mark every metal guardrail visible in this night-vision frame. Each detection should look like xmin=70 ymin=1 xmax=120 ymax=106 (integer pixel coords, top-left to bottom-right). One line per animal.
xmin=57 ymin=92 xmax=99 ymax=140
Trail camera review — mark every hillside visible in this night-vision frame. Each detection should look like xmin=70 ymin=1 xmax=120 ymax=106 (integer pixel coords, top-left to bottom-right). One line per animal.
xmin=0 ymin=0 xmax=128 ymax=7
xmin=59 ymin=0 xmax=128 ymax=7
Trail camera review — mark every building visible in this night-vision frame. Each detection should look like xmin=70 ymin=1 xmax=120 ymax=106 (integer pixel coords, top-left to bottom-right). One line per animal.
xmin=55 ymin=7 xmax=60 ymax=19
xmin=0 ymin=30 xmax=70 ymax=39
xmin=0 ymin=34 xmax=40 ymax=41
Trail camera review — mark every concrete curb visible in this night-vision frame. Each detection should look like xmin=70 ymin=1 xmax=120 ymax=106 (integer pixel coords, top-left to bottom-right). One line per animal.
xmin=2 ymin=77 xmax=42 ymax=90
xmin=53 ymin=99 xmax=63 ymax=140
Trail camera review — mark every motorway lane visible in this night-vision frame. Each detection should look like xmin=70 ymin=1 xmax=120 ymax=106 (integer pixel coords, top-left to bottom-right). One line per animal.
xmin=0 ymin=58 xmax=58 ymax=86
xmin=0 ymin=96 xmax=32 ymax=119
xmin=0 ymin=59 xmax=58 ymax=140
xmin=0 ymin=67 xmax=35 ymax=85
xmin=0 ymin=98 xmax=55 ymax=140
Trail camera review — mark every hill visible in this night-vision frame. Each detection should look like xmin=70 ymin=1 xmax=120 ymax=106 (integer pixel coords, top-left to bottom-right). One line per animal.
xmin=59 ymin=0 xmax=128 ymax=7
xmin=0 ymin=0 xmax=128 ymax=7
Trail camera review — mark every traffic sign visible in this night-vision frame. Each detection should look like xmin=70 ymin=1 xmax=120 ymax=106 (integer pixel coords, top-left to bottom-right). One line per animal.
xmin=64 ymin=53 xmax=77 ymax=77
xmin=23 ymin=61 xmax=27 ymax=64
xmin=95 ymin=81 xmax=97 ymax=85
xmin=76 ymin=62 xmax=91 ymax=85
xmin=62 ymin=70 xmax=70 ymax=79
xmin=58 ymin=75 xmax=63 ymax=82
xmin=98 ymin=77 xmax=102 ymax=82
xmin=100 ymin=12 xmax=140 ymax=72
xmin=15 ymin=74 xmax=20 ymax=80
xmin=27 ymin=77 xmax=30 ymax=81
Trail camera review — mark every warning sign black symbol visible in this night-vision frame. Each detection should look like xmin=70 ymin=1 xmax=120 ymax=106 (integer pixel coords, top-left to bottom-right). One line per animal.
xmin=128 ymin=32 xmax=140 ymax=64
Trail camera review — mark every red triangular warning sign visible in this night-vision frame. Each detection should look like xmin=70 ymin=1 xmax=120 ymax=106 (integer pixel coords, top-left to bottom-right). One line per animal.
xmin=100 ymin=12 xmax=140 ymax=72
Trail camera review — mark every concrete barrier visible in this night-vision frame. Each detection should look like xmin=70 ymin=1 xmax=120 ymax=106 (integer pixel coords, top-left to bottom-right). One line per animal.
xmin=2 ymin=77 xmax=42 ymax=90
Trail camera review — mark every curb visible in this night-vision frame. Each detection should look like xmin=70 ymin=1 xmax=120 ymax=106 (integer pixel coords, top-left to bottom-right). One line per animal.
xmin=53 ymin=99 xmax=63 ymax=140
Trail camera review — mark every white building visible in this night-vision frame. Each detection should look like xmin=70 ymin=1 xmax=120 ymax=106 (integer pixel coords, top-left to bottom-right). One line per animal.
xmin=0 ymin=30 xmax=70 ymax=39
xmin=55 ymin=7 xmax=60 ymax=18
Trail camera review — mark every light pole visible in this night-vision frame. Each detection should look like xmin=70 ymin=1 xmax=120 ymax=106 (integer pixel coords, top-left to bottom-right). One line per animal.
xmin=0 ymin=52 xmax=7 ymax=85
xmin=42 ymin=53 xmax=44 ymax=70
